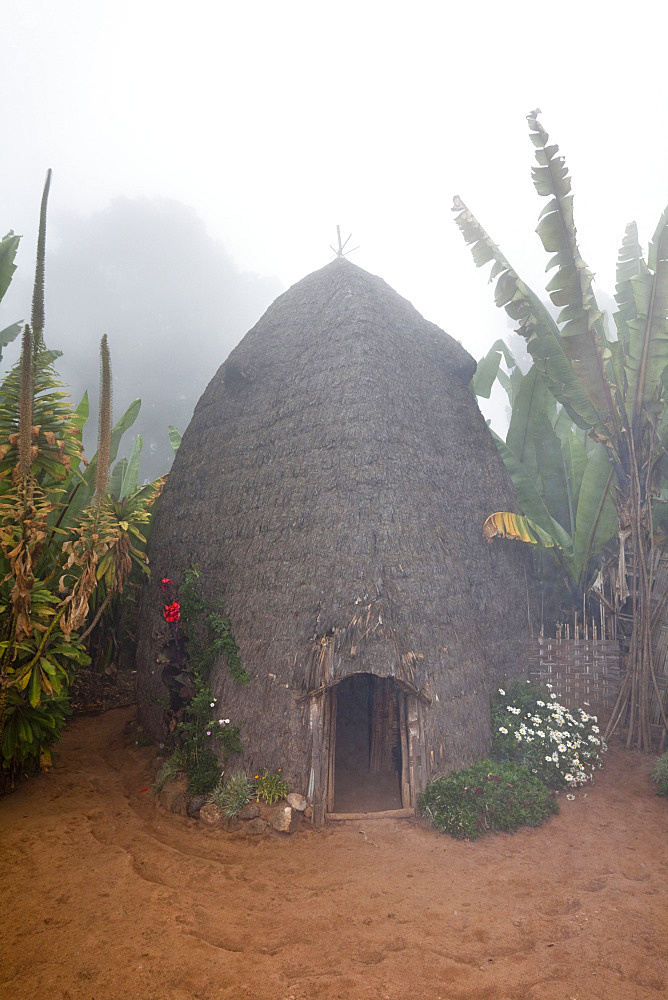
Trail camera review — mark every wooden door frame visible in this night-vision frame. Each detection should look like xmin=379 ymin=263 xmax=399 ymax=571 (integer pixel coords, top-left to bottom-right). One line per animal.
xmin=321 ymin=674 xmax=421 ymax=819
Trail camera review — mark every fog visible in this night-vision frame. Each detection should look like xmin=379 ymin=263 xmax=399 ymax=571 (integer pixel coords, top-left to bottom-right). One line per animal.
xmin=2 ymin=1 xmax=667 ymax=473
xmin=2 ymin=198 xmax=279 ymax=479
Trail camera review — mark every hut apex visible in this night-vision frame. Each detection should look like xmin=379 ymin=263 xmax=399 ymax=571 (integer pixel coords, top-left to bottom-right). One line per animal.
xmin=330 ymin=225 xmax=359 ymax=259
xmin=136 ymin=258 xmax=532 ymax=825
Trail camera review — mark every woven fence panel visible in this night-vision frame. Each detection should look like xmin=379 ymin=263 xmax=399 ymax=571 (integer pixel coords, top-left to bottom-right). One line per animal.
xmin=529 ymin=638 xmax=622 ymax=724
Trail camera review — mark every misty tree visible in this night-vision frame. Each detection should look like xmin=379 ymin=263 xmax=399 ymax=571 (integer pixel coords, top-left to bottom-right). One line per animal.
xmin=16 ymin=198 xmax=280 ymax=480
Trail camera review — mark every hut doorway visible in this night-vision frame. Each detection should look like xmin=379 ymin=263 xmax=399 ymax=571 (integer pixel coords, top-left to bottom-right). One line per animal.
xmin=329 ymin=673 xmax=405 ymax=814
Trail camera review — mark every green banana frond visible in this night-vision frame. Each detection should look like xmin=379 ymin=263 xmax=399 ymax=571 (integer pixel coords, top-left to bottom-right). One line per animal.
xmin=168 ymin=424 xmax=182 ymax=455
xmin=554 ymin=407 xmax=588 ymax=531
xmin=472 ymin=339 xmax=515 ymax=399
xmin=491 ymin=431 xmax=574 ymax=552
xmin=452 ymin=195 xmax=604 ymax=434
xmin=527 ymin=111 xmax=619 ymax=439
xmin=81 ymin=397 xmax=142 ymax=492
xmin=569 ymin=446 xmax=617 ymax=587
xmin=506 ymin=365 xmax=557 ymax=472
xmin=0 ymin=231 xmax=21 ymax=305
xmin=614 ymin=213 xmax=668 ymax=431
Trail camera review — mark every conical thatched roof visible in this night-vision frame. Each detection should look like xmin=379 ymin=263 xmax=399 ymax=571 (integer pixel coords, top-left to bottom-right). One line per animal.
xmin=136 ymin=257 xmax=532 ymax=817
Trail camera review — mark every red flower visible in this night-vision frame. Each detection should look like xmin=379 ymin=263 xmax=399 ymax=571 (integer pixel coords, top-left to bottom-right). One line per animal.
xmin=160 ymin=578 xmax=173 ymax=593
xmin=163 ymin=601 xmax=181 ymax=624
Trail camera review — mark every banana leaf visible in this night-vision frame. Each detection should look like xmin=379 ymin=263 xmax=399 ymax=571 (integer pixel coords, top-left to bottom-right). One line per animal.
xmin=472 ymin=339 xmax=517 ymax=399
xmin=483 ymin=511 xmax=557 ymax=548
xmin=168 ymin=424 xmax=182 ymax=455
xmin=0 ymin=322 xmax=22 ymax=363
xmin=527 ymin=111 xmax=619 ymax=439
xmin=506 ymin=365 xmax=556 ymax=474
xmin=569 ymin=446 xmax=617 ymax=588
xmin=491 ymin=431 xmax=573 ymax=553
xmin=453 ymin=195 xmax=604 ymax=435
xmin=118 ymin=435 xmax=143 ymax=501
xmin=554 ymin=408 xmax=588 ymax=531
xmin=0 ymin=231 xmax=20 ymax=304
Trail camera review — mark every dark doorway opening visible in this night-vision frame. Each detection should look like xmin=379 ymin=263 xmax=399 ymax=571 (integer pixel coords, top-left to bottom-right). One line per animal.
xmin=332 ymin=673 xmax=403 ymax=813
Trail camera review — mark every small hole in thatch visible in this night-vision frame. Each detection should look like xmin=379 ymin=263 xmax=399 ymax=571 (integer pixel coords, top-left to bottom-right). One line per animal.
xmin=333 ymin=674 xmax=402 ymax=813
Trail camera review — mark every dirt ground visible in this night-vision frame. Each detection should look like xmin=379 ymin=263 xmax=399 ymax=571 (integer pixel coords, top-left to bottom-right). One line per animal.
xmin=1 ymin=707 xmax=667 ymax=1000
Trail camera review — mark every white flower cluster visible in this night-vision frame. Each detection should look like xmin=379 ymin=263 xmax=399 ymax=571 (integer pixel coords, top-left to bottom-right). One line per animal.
xmin=496 ymin=684 xmax=606 ymax=787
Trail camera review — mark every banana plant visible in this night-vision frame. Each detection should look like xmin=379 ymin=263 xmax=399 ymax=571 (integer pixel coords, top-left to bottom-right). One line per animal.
xmin=475 ymin=343 xmax=617 ymax=598
xmin=455 ymin=110 xmax=668 ymax=749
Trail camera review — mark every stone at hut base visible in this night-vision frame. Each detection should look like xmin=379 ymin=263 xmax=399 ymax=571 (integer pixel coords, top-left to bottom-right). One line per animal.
xmin=267 ymin=804 xmax=299 ymax=834
xmin=199 ymin=802 xmax=224 ymax=828
xmin=186 ymin=795 xmax=208 ymax=817
xmin=237 ymin=802 xmax=260 ymax=820
xmin=304 ymin=805 xmax=313 ymax=820
xmin=170 ymin=792 xmax=189 ymax=815
xmin=244 ymin=817 xmax=267 ymax=836
xmin=286 ymin=793 xmax=307 ymax=812
xmin=158 ymin=775 xmax=188 ymax=812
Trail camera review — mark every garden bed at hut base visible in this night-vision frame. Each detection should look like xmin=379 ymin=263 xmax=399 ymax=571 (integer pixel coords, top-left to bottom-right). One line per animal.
xmin=1 ymin=707 xmax=666 ymax=1000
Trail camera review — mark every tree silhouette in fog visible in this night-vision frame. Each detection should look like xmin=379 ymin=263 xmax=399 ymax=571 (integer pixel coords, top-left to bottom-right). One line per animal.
xmin=44 ymin=198 xmax=281 ymax=480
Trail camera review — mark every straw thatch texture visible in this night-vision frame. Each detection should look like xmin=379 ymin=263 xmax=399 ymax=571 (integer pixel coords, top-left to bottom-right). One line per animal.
xmin=136 ymin=258 xmax=532 ymax=808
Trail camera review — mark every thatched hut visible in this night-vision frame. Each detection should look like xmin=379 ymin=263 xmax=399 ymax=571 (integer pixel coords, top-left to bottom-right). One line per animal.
xmin=136 ymin=257 xmax=531 ymax=824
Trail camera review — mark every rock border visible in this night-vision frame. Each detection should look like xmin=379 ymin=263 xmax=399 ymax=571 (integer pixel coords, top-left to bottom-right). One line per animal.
xmin=156 ymin=774 xmax=311 ymax=837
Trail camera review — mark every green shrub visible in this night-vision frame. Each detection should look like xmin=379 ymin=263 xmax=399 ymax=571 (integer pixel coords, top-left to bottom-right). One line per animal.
xmin=210 ymin=771 xmax=254 ymax=818
xmin=187 ymin=749 xmax=222 ymax=796
xmin=491 ymin=679 xmax=605 ymax=789
xmin=651 ymin=751 xmax=668 ymax=797
xmin=418 ymin=759 xmax=558 ymax=840
xmin=154 ymin=746 xmax=188 ymax=794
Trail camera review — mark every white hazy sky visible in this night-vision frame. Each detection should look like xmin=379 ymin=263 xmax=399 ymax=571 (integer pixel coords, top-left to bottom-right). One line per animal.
xmin=2 ymin=0 xmax=668 ymax=371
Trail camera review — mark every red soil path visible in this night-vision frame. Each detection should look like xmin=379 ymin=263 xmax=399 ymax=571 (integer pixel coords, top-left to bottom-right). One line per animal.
xmin=1 ymin=706 xmax=667 ymax=1000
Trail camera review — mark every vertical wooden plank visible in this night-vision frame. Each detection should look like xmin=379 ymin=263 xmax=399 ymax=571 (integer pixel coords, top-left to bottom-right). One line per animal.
xmin=406 ymin=695 xmax=420 ymax=810
xmin=399 ymin=694 xmax=410 ymax=808
xmin=309 ymin=695 xmax=325 ymax=827
xmin=326 ymin=685 xmax=337 ymax=815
